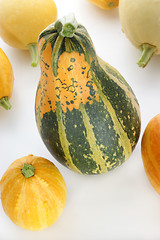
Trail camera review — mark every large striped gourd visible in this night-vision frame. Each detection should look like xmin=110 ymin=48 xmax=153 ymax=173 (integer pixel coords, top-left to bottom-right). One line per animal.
xmin=35 ymin=14 xmax=141 ymax=175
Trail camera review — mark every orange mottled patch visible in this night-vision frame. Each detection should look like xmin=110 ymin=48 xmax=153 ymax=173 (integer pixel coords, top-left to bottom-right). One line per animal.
xmin=56 ymin=52 xmax=99 ymax=112
xmin=36 ymin=41 xmax=99 ymax=118
xmin=36 ymin=38 xmax=57 ymax=118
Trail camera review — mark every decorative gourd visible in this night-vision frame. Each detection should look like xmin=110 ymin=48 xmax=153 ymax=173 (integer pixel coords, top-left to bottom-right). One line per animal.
xmin=88 ymin=0 xmax=119 ymax=9
xmin=119 ymin=0 xmax=160 ymax=68
xmin=0 ymin=155 xmax=67 ymax=231
xmin=0 ymin=48 xmax=14 ymax=110
xmin=0 ymin=0 xmax=57 ymax=67
xmin=141 ymin=114 xmax=160 ymax=194
xmin=35 ymin=14 xmax=141 ymax=175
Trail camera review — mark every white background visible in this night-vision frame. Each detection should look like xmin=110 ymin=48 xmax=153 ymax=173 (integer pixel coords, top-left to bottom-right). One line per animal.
xmin=0 ymin=0 xmax=160 ymax=239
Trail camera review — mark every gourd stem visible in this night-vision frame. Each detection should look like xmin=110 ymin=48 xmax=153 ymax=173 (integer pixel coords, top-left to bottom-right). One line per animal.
xmin=137 ymin=43 xmax=156 ymax=68
xmin=27 ymin=43 xmax=39 ymax=67
xmin=108 ymin=2 xmax=115 ymax=7
xmin=21 ymin=163 xmax=35 ymax=178
xmin=0 ymin=97 xmax=12 ymax=110
xmin=54 ymin=13 xmax=78 ymax=38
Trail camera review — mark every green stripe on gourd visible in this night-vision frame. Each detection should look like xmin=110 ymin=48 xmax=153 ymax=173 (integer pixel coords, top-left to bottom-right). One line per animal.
xmin=56 ymin=101 xmax=81 ymax=173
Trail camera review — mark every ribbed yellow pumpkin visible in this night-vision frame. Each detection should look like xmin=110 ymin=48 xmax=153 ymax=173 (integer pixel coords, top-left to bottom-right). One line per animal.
xmin=0 ymin=155 xmax=67 ymax=231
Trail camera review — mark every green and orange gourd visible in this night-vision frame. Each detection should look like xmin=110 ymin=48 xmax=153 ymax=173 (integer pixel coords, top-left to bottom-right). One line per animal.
xmin=35 ymin=14 xmax=141 ymax=175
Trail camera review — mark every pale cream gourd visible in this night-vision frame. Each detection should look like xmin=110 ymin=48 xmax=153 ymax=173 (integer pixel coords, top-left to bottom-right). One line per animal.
xmin=119 ymin=0 xmax=160 ymax=67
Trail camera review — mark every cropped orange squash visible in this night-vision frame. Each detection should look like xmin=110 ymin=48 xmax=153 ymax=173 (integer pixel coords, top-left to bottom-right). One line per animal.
xmin=0 ymin=154 xmax=67 ymax=231
xmin=88 ymin=0 xmax=119 ymax=9
xmin=141 ymin=114 xmax=160 ymax=194
xmin=0 ymin=48 xmax=14 ymax=110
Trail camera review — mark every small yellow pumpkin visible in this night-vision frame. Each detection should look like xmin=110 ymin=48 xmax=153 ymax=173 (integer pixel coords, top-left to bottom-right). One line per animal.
xmin=0 ymin=0 xmax=57 ymax=66
xmin=0 ymin=155 xmax=67 ymax=231
xmin=0 ymin=48 xmax=14 ymax=110
xmin=88 ymin=0 xmax=119 ymax=9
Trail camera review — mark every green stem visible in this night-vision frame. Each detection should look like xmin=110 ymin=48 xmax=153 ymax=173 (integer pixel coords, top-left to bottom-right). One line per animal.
xmin=108 ymin=2 xmax=115 ymax=7
xmin=0 ymin=97 xmax=12 ymax=110
xmin=137 ymin=43 xmax=156 ymax=68
xmin=21 ymin=163 xmax=35 ymax=178
xmin=54 ymin=13 xmax=78 ymax=38
xmin=27 ymin=43 xmax=39 ymax=67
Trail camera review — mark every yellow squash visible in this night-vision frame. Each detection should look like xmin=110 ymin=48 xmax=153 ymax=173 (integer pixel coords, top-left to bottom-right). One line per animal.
xmin=0 ymin=0 xmax=57 ymax=66
xmin=0 ymin=48 xmax=14 ymax=110
xmin=88 ymin=0 xmax=119 ymax=9
xmin=0 ymin=154 xmax=67 ymax=231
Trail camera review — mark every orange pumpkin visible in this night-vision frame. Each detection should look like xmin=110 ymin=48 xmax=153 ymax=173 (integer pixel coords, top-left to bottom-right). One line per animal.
xmin=0 ymin=154 xmax=67 ymax=231
xmin=88 ymin=0 xmax=119 ymax=9
xmin=141 ymin=113 xmax=160 ymax=194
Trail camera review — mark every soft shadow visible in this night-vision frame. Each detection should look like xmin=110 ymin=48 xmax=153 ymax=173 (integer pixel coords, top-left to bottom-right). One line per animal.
xmin=86 ymin=2 xmax=119 ymax=19
xmin=6 ymin=46 xmax=32 ymax=67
